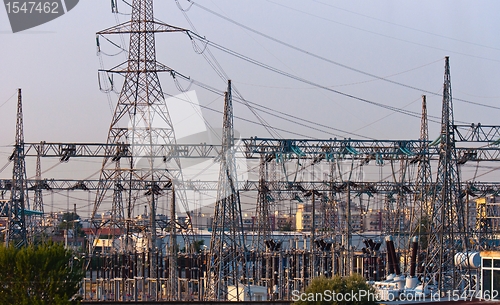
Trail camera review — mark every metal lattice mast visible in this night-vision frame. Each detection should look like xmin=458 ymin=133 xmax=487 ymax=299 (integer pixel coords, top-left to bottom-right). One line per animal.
xmin=269 ymin=155 xmax=280 ymax=216
xmin=167 ymin=183 xmax=178 ymax=300
xmin=251 ymin=154 xmax=271 ymax=288
xmin=91 ymin=0 xmax=190 ymax=254
xmin=33 ymin=145 xmax=44 ymax=214
xmin=205 ymin=80 xmax=248 ymax=301
xmin=325 ymin=161 xmax=337 ymax=233
xmin=31 ymin=143 xmax=45 ymax=241
xmin=5 ymin=89 xmax=29 ymax=247
xmin=252 ymin=154 xmax=271 ymax=251
xmin=411 ymin=96 xmax=432 ymax=260
xmin=110 ymin=165 xmax=125 ymax=245
xmin=395 ymin=157 xmax=409 ymax=243
xmin=427 ymin=57 xmax=468 ymax=291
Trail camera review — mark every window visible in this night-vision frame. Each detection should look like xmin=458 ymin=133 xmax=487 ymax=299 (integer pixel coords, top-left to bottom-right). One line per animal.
xmin=482 ymin=257 xmax=500 ymax=300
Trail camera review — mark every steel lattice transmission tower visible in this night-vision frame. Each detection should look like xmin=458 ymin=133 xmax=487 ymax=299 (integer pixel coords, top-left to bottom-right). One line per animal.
xmin=411 ymin=95 xmax=432 ymax=243
xmin=426 ymin=57 xmax=469 ymax=291
xmin=31 ymin=143 xmax=45 ymax=241
xmin=33 ymin=147 xmax=44 ymax=215
xmin=205 ymin=80 xmax=249 ymax=301
xmin=251 ymin=154 xmax=272 ymax=288
xmin=4 ymin=89 xmax=29 ymax=247
xmin=91 ymin=0 xmax=191 ymax=254
xmin=252 ymin=154 xmax=271 ymax=252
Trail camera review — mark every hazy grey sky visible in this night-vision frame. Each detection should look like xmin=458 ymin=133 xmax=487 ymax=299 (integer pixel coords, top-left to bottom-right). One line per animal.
xmin=0 ymin=1 xmax=499 ymax=215
xmin=1 ymin=1 xmax=499 ymax=142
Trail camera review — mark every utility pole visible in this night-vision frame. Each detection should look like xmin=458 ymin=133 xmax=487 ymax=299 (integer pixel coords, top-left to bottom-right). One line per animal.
xmin=310 ymin=190 xmax=316 ymax=277
xmin=346 ymin=181 xmax=352 ymax=275
xmin=73 ymin=203 xmax=77 ymax=250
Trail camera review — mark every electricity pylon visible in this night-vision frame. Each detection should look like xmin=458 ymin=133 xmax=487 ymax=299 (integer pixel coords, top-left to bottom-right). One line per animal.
xmin=91 ymin=0 xmax=190 ymax=253
xmin=205 ymin=80 xmax=249 ymax=301
xmin=252 ymin=154 xmax=271 ymax=251
xmin=5 ymin=89 xmax=29 ymax=247
xmin=30 ymin=143 xmax=45 ymax=241
xmin=410 ymin=95 xmax=433 ymax=277
xmin=426 ymin=57 xmax=469 ymax=292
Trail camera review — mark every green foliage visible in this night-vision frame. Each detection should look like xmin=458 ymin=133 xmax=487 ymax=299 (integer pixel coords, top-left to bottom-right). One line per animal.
xmin=180 ymin=239 xmax=204 ymax=253
xmin=192 ymin=239 xmax=205 ymax=253
xmin=280 ymin=221 xmax=293 ymax=232
xmin=60 ymin=212 xmax=80 ymax=223
xmin=0 ymin=242 xmax=84 ymax=305
xmin=294 ymin=274 xmax=377 ymax=305
xmin=58 ymin=212 xmax=83 ymax=237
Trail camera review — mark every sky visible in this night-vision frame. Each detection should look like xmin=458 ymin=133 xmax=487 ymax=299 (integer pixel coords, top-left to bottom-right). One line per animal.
xmin=0 ymin=0 xmax=499 ymax=216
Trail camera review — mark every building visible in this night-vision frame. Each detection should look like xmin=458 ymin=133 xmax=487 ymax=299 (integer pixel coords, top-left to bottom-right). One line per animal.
xmin=295 ymin=203 xmax=313 ymax=232
xmin=190 ymin=213 xmax=212 ymax=230
xmin=476 ymin=196 xmax=500 ymax=235
xmin=276 ymin=213 xmax=295 ymax=231
xmin=363 ymin=209 xmax=382 ymax=231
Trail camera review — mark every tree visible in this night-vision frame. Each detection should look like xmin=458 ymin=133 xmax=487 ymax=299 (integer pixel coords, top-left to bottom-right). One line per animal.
xmin=294 ymin=274 xmax=377 ymax=305
xmin=180 ymin=239 xmax=205 ymax=253
xmin=58 ymin=212 xmax=83 ymax=237
xmin=0 ymin=242 xmax=84 ymax=305
xmin=192 ymin=239 xmax=205 ymax=253
xmin=280 ymin=221 xmax=293 ymax=232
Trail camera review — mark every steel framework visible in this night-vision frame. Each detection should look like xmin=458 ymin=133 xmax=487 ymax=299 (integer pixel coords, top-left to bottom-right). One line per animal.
xmin=411 ymin=95 xmax=433 ymax=274
xmin=3 ymin=179 xmax=500 ymax=198
xmin=22 ymin=128 xmax=500 ymax=162
xmin=91 ymin=0 xmax=191 ymax=253
xmin=205 ymin=81 xmax=248 ymax=301
xmin=252 ymin=154 xmax=272 ymax=251
xmin=3 ymin=89 xmax=29 ymax=247
xmin=2 ymin=3 xmax=500 ymax=301
xmin=427 ymin=57 xmax=469 ymax=291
